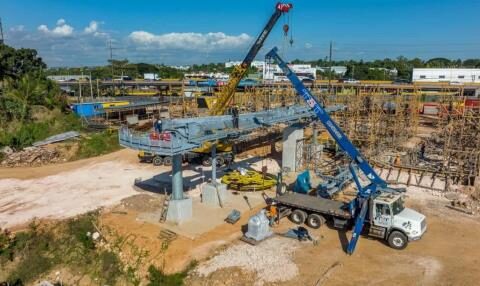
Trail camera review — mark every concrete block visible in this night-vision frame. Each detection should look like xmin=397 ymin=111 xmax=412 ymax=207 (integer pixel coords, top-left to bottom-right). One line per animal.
xmin=202 ymin=183 xmax=229 ymax=207
xmin=166 ymin=198 xmax=193 ymax=224
xmin=282 ymin=124 xmax=304 ymax=173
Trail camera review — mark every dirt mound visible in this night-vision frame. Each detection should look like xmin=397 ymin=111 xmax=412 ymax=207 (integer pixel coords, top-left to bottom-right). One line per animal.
xmin=194 ymin=237 xmax=299 ymax=285
xmin=1 ymin=146 xmax=61 ymax=167
xmin=120 ymin=194 xmax=163 ymax=213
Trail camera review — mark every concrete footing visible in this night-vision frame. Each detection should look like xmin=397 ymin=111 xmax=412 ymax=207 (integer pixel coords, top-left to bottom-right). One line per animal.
xmin=282 ymin=123 xmax=304 ymax=173
xmin=166 ymin=198 xmax=193 ymax=224
xmin=201 ymin=183 xmax=229 ymax=207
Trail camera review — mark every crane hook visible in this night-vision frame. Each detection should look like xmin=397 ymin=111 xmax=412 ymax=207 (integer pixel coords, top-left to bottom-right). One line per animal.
xmin=283 ymin=24 xmax=289 ymax=36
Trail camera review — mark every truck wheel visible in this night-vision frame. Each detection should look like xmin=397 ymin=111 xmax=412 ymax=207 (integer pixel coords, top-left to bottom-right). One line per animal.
xmin=216 ymin=156 xmax=225 ymax=166
xmin=202 ymin=156 xmax=212 ymax=167
xmin=163 ymin=156 xmax=173 ymax=166
xmin=388 ymin=231 xmax=408 ymax=250
xmin=224 ymin=153 xmax=234 ymax=164
xmin=306 ymin=214 xmax=325 ymax=229
xmin=289 ymin=209 xmax=307 ymax=225
xmin=152 ymin=156 xmax=163 ymax=166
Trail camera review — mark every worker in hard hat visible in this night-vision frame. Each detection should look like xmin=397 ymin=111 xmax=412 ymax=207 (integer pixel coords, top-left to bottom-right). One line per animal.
xmin=266 ymin=203 xmax=278 ymax=226
xmin=154 ymin=118 xmax=163 ymax=133
xmin=231 ymin=106 xmax=239 ymax=129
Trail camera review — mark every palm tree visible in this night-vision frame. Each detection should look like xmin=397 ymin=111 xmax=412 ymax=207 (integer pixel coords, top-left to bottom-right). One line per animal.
xmin=4 ymin=74 xmax=47 ymax=122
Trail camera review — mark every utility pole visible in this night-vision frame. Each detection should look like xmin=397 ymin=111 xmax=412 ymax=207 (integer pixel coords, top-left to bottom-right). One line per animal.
xmin=108 ymin=40 xmax=114 ymax=78
xmin=0 ymin=17 xmax=4 ymax=44
xmin=78 ymin=80 xmax=82 ymax=102
xmin=96 ymin=79 xmax=100 ymax=98
xmin=108 ymin=40 xmax=115 ymax=96
xmin=79 ymin=70 xmax=83 ymax=102
xmin=328 ymin=41 xmax=333 ymax=93
xmin=89 ymin=71 xmax=94 ymax=101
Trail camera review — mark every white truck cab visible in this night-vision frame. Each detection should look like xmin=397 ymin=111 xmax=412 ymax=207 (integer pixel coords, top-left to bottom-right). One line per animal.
xmin=370 ymin=193 xmax=426 ymax=249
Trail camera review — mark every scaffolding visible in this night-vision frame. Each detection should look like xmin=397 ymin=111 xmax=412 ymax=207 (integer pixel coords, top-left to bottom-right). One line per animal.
xmin=166 ymin=83 xmax=479 ymax=188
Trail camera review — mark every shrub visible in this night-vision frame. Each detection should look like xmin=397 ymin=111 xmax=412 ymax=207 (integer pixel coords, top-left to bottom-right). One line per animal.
xmin=147 ymin=261 xmax=197 ymax=286
xmin=75 ymin=131 xmax=120 ymax=159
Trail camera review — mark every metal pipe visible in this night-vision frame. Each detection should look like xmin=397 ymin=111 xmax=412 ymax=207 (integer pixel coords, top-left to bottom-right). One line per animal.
xmin=171 ymin=154 xmax=183 ymax=200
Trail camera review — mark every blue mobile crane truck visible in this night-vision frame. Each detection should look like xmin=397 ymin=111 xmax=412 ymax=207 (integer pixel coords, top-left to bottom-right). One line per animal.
xmin=266 ymin=47 xmax=426 ymax=254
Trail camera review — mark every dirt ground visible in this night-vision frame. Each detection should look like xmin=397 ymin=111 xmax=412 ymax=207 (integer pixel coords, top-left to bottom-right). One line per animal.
xmin=185 ymin=192 xmax=480 ymax=286
xmin=0 ymin=149 xmax=156 ymax=229
xmin=1 ymin=149 xmax=480 ymax=285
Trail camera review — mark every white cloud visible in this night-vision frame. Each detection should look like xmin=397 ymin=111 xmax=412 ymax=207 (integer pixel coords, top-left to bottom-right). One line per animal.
xmin=9 ymin=25 xmax=25 ymax=32
xmin=83 ymin=20 xmax=108 ymax=37
xmin=128 ymin=31 xmax=252 ymax=51
xmin=38 ymin=19 xmax=74 ymax=37
xmin=305 ymin=43 xmax=313 ymax=49
xmin=56 ymin=19 xmax=66 ymax=26
xmin=84 ymin=21 xmax=98 ymax=34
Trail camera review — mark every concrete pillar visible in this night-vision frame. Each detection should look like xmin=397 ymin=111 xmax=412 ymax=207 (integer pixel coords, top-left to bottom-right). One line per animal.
xmin=211 ymin=143 xmax=217 ymax=182
xmin=282 ymin=123 xmax=304 ymax=173
xmin=171 ymin=154 xmax=183 ymax=200
xmin=167 ymin=153 xmax=192 ymax=223
xmin=201 ymin=143 xmax=229 ymax=207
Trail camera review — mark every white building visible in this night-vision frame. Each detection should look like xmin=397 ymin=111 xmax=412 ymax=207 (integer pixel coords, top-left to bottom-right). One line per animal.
xmin=369 ymin=67 xmax=398 ymax=77
xmin=263 ymin=63 xmax=317 ymax=82
xmin=225 ymin=60 xmax=265 ymax=70
xmin=169 ymin=65 xmax=190 ymax=71
xmin=412 ymin=68 xmax=480 ymax=83
xmin=317 ymin=66 xmax=347 ymax=76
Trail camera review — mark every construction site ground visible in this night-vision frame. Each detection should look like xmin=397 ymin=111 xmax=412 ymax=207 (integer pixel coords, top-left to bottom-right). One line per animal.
xmin=1 ymin=149 xmax=480 ymax=285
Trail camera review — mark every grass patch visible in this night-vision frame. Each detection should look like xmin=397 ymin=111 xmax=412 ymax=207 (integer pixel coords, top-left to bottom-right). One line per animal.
xmin=99 ymin=250 xmax=123 ymax=286
xmin=0 ymin=213 xmax=125 ymax=285
xmin=5 ymin=222 xmax=58 ymax=284
xmin=0 ymin=112 xmax=83 ymax=149
xmin=75 ymin=131 xmax=121 ymax=159
xmin=147 ymin=261 xmax=197 ymax=286
xmin=1 ymin=213 xmax=195 ymax=285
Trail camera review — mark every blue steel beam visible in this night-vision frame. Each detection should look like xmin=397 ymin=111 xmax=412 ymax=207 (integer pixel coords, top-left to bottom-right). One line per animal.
xmin=119 ymin=104 xmax=344 ymax=156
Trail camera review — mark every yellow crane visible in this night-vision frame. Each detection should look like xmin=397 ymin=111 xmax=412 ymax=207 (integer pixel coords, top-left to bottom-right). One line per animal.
xmin=191 ymin=3 xmax=293 ymax=165
xmin=141 ymin=3 xmax=293 ymax=167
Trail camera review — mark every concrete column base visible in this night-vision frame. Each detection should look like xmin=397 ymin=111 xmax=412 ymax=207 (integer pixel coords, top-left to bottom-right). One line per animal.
xmin=201 ymin=183 xmax=229 ymax=207
xmin=166 ymin=198 xmax=193 ymax=224
xmin=282 ymin=124 xmax=304 ymax=173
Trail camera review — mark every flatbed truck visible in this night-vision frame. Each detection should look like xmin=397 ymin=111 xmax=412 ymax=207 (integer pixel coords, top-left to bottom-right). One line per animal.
xmin=273 ymin=191 xmax=426 ymax=250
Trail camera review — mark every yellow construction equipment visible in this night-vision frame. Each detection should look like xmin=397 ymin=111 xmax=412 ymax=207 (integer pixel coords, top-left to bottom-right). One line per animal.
xmin=221 ymin=170 xmax=277 ymax=192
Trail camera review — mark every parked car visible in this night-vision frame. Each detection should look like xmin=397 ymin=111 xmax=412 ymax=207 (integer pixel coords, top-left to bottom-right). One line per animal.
xmin=394 ymin=78 xmax=410 ymax=85
xmin=340 ymin=78 xmax=360 ymax=84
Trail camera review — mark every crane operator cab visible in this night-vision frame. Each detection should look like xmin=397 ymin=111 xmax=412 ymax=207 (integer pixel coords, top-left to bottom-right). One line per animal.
xmin=369 ymin=193 xmax=427 ymax=250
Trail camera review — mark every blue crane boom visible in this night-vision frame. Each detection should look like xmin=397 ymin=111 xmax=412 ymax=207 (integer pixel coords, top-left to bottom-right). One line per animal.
xmin=265 ymin=47 xmax=390 ymax=254
xmin=266 ymin=47 xmax=386 ymax=190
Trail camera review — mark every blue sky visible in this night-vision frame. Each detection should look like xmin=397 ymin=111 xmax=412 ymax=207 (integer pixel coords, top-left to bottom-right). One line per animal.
xmin=2 ymin=0 xmax=479 ymax=67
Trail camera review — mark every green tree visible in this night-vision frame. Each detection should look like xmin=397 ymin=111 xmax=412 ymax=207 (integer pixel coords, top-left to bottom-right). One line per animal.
xmin=0 ymin=44 xmax=46 ymax=80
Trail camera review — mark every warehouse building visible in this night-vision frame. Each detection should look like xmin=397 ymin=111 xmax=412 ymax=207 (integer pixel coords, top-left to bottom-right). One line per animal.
xmin=263 ymin=63 xmax=317 ymax=82
xmin=412 ymin=68 xmax=480 ymax=83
